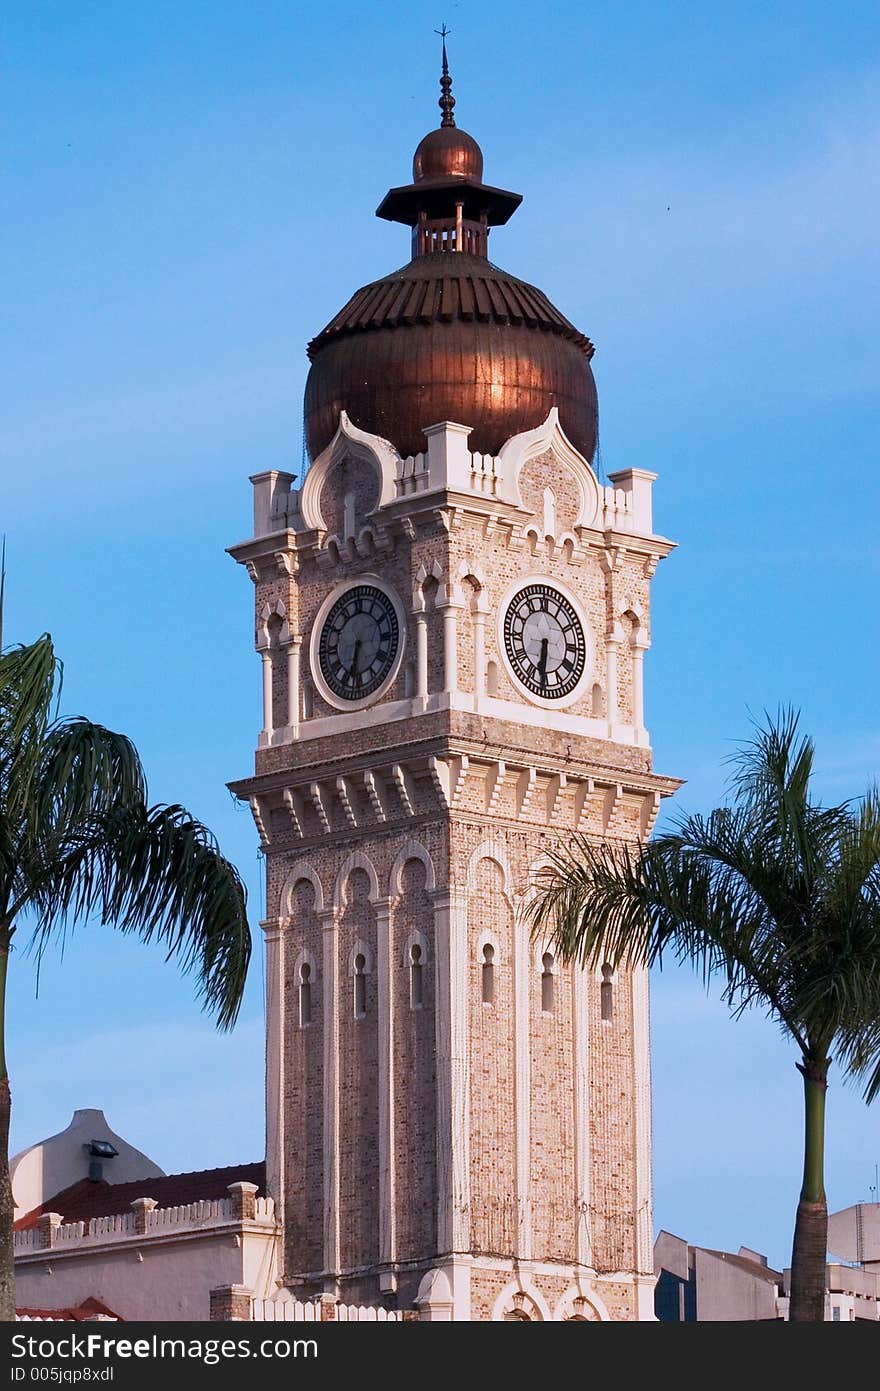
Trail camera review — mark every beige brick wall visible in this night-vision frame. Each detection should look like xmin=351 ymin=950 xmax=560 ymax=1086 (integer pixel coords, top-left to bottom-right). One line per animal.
xmin=590 ymin=964 xmax=638 ymax=1277
xmin=530 ymin=955 xmax=577 ymax=1263
xmin=392 ymin=858 xmax=437 ymax=1262
xmin=518 ymin=448 xmax=582 ymax=531
xmin=470 ymin=1268 xmax=513 ymax=1320
xmin=283 ymin=877 xmax=323 ymax=1275
xmin=337 ymin=867 xmax=380 ymax=1271
xmin=595 ymin=1278 xmax=638 ymax=1321
xmin=468 ymin=856 xmax=517 ymax=1256
xmin=319 ymin=457 xmax=380 ymax=536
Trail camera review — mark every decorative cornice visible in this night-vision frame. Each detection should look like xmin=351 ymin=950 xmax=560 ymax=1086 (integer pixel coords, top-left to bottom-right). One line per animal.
xmin=232 ymin=750 xmax=680 ymax=851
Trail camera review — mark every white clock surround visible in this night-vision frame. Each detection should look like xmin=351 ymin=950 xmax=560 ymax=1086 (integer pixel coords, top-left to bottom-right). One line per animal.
xmin=496 ymin=573 xmax=595 ymax=711
xmin=309 ymin=574 xmax=407 ymax=712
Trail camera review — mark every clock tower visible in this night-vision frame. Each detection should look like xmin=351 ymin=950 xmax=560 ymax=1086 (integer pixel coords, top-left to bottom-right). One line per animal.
xmin=229 ymin=49 xmax=678 ymax=1322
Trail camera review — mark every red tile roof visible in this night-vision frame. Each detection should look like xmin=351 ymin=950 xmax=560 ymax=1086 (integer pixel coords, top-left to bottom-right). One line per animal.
xmin=15 ymin=1161 xmax=265 ymax=1230
xmin=17 ymin=1297 xmax=122 ymax=1322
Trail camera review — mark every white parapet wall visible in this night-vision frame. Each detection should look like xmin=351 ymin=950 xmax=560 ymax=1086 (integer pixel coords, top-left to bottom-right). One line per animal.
xmin=252 ymin=1294 xmax=410 ymax=1322
xmin=15 ymin=1193 xmax=279 ymax=1323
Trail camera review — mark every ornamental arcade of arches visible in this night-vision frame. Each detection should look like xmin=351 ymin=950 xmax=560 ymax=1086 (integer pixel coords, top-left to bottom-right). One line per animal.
xmin=228 ymin=53 xmax=679 ymax=1322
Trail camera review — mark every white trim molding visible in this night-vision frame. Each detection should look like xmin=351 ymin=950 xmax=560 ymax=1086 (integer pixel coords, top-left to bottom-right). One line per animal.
xmin=554 ymin=1282 xmax=612 ymax=1322
xmin=399 ymin=927 xmax=430 ymax=972
xmin=281 ymin=862 xmax=326 ymax=917
xmin=490 ymin=1278 xmax=553 ymax=1323
xmin=346 ymin=938 xmax=374 ymax=978
xmin=465 ymin=838 xmax=515 ymax=901
xmin=333 ymin=849 xmax=381 ymax=911
xmin=496 ymin=407 xmax=601 ymax=529
xmin=299 ymin=410 xmax=399 ymax=530
xmin=388 ymin=840 xmax=437 ymax=898
xmin=474 ymin=928 xmax=501 ymax=964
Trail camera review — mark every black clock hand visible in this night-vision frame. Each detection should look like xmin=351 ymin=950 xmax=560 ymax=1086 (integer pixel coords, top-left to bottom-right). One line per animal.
xmin=349 ymin=638 xmax=362 ymax=676
xmin=538 ymin=637 xmax=549 ymax=679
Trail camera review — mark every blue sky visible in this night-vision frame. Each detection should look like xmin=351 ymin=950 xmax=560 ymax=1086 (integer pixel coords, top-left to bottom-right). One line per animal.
xmin=3 ymin=2 xmax=879 ymax=1271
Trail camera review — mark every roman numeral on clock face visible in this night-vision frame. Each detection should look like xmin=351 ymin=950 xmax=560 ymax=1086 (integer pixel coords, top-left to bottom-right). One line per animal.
xmin=503 ymin=583 xmax=587 ymax=701
xmin=318 ymin=585 xmax=400 ymax=701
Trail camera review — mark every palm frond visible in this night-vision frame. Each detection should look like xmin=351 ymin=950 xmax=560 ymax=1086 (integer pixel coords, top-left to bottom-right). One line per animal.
xmin=0 ymin=536 xmax=6 ymax=652
xmin=0 ymin=635 xmax=57 ymax=751
xmin=529 ymin=822 xmax=810 ymax=1051
xmin=34 ymin=718 xmax=147 ymax=832
xmin=0 ymin=639 xmax=61 ymax=900
xmin=25 ymin=802 xmax=251 ymax=1030
xmin=727 ymin=706 xmax=826 ymax=890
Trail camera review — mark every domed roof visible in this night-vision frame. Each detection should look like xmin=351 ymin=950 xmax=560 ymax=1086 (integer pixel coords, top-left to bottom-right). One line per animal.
xmin=305 ymin=253 xmax=598 ymax=462
xmin=303 ymin=38 xmax=599 ymax=466
xmin=413 ymin=125 xmax=483 ymax=183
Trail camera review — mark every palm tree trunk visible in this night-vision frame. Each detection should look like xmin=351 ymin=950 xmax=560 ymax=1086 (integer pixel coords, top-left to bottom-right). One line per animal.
xmin=0 ymin=929 xmax=14 ymax=1321
xmin=788 ymin=1056 xmax=829 ymax=1321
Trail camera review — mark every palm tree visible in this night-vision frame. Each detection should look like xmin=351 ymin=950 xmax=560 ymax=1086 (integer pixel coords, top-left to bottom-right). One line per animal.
xmin=528 ymin=710 xmax=880 ymax=1322
xmin=0 ymin=626 xmax=251 ymax=1321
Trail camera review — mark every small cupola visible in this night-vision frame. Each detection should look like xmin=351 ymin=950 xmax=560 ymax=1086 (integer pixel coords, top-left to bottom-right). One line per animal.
xmin=375 ymin=30 xmax=522 ymax=258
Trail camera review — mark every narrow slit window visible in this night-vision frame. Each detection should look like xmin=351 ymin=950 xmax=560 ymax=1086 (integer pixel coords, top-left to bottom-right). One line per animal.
xmin=299 ymin=963 xmax=312 ymax=1027
xmin=410 ymin=944 xmax=423 ymax=1010
xmin=481 ymin=944 xmax=495 ymax=1005
xmin=354 ymin=953 xmax=367 ymax=1018
xmin=601 ymin=964 xmax=614 ymax=1022
xmin=541 ymin=952 xmax=555 ymax=1013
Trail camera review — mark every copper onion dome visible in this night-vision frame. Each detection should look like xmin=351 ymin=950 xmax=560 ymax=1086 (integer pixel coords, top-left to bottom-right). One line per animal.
xmin=304 ymin=38 xmax=598 ymax=463
xmin=413 ymin=124 xmax=484 ymax=183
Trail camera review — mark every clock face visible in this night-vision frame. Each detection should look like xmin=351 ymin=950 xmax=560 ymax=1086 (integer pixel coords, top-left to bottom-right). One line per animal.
xmin=317 ymin=584 xmax=400 ymax=701
xmin=503 ymin=582 xmax=587 ymax=700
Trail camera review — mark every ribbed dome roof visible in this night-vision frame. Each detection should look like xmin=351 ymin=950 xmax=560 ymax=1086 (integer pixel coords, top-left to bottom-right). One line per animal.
xmin=309 ymin=254 xmax=594 ymax=354
xmin=305 ymin=253 xmax=598 ymax=462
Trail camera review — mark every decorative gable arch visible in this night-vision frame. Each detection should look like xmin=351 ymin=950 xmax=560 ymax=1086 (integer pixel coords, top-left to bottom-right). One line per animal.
xmin=299 ymin=411 xmax=399 ymax=531
xmin=496 ymin=407 xmax=601 ymax=530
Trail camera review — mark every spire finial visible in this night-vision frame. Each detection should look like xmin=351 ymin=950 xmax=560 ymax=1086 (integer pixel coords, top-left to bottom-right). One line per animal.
xmin=435 ymin=24 xmax=455 ymax=127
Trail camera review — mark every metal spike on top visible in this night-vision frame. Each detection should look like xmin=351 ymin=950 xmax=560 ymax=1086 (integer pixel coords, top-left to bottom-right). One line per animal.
xmin=435 ymin=24 xmax=455 ymax=127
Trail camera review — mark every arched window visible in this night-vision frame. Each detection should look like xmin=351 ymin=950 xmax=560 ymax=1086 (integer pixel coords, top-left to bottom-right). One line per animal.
xmin=591 ymin=682 xmax=603 ymax=718
xmin=486 ymin=660 xmax=499 ymax=697
xmin=601 ymin=964 xmax=614 ymax=1022
xmin=541 ymin=952 xmax=555 ymax=1013
xmin=410 ymin=943 xmax=424 ymax=1010
xmin=481 ymin=943 xmax=495 ymax=1005
xmin=302 ymin=683 xmax=314 ymax=720
xmin=299 ymin=962 xmax=312 ymax=1027
xmin=354 ymin=953 xmax=367 ymax=1018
